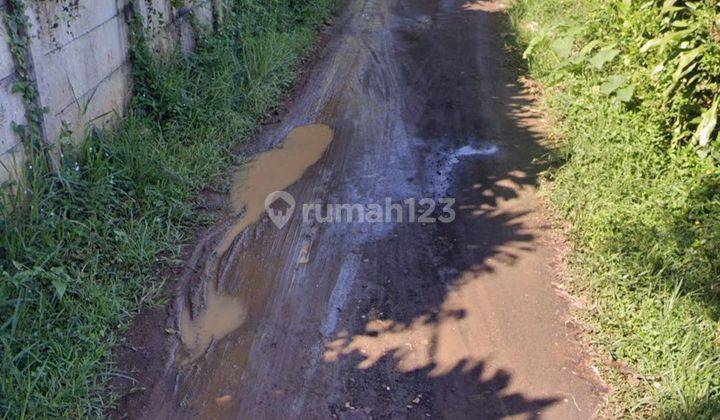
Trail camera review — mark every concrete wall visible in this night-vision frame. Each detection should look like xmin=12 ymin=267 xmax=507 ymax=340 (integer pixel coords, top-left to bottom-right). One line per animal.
xmin=0 ymin=0 xmax=221 ymax=182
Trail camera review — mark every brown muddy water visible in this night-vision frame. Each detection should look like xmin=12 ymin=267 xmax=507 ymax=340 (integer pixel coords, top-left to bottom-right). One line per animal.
xmin=180 ymin=124 xmax=333 ymax=357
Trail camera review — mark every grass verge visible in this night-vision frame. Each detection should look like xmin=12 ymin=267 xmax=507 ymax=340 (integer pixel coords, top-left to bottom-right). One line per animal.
xmin=0 ymin=0 xmax=339 ymax=416
xmin=507 ymin=0 xmax=719 ymax=417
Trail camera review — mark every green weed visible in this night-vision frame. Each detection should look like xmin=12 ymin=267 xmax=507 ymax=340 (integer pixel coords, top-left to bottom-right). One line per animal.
xmin=508 ymin=0 xmax=720 ymax=417
xmin=0 ymin=0 xmax=339 ymax=417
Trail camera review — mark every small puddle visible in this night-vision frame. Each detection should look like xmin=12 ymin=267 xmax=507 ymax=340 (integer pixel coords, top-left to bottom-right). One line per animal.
xmin=180 ymin=287 xmax=248 ymax=355
xmin=180 ymin=124 xmax=334 ymax=357
xmin=218 ymin=123 xmax=335 ymax=256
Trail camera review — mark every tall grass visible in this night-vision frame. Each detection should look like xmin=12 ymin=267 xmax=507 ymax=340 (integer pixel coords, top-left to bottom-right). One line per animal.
xmin=0 ymin=0 xmax=339 ymax=416
xmin=508 ymin=0 xmax=719 ymax=417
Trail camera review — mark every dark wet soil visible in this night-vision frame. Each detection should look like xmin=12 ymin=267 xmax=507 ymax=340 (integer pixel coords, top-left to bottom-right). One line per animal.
xmin=113 ymin=1 xmax=604 ymax=419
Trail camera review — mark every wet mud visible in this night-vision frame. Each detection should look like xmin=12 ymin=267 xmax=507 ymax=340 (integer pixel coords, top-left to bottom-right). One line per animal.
xmin=180 ymin=124 xmax=333 ymax=357
xmin=116 ymin=0 xmax=604 ymax=419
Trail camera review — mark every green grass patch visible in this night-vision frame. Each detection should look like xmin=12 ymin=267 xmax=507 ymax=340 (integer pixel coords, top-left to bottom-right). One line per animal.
xmin=508 ymin=0 xmax=719 ymax=417
xmin=0 ymin=0 xmax=339 ymax=416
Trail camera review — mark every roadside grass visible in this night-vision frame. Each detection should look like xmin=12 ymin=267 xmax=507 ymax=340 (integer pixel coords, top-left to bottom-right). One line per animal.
xmin=508 ymin=0 xmax=720 ymax=417
xmin=0 ymin=0 xmax=339 ymax=416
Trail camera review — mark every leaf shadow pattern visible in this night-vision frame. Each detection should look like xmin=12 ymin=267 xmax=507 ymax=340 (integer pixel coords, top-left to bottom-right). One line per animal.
xmin=306 ymin=0 xmax=586 ymax=417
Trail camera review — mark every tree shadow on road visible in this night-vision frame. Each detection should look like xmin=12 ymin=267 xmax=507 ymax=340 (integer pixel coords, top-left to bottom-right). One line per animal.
xmin=326 ymin=351 xmax=558 ymax=419
xmin=313 ymin=1 xmax=583 ymax=418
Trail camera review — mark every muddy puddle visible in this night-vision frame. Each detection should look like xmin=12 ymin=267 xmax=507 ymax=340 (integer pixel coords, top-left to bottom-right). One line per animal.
xmin=180 ymin=124 xmax=334 ymax=357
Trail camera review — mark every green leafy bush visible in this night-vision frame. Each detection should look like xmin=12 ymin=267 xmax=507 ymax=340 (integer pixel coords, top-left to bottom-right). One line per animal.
xmin=520 ymin=0 xmax=720 ymax=150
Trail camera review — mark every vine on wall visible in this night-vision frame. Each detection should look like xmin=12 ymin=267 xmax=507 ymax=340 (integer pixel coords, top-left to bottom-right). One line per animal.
xmin=37 ymin=0 xmax=82 ymax=51
xmin=3 ymin=0 xmax=52 ymax=178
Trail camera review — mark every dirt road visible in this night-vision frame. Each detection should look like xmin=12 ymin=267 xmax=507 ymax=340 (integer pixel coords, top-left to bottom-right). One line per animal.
xmin=117 ymin=0 xmax=603 ymax=418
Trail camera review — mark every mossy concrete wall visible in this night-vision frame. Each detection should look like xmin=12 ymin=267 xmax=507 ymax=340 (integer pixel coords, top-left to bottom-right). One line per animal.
xmin=0 ymin=0 xmax=220 ymax=182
